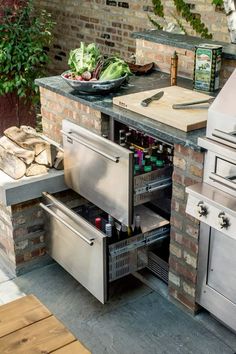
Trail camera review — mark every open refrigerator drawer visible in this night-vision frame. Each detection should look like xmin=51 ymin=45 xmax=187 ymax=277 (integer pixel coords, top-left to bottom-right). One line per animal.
xmin=41 ymin=192 xmax=170 ymax=303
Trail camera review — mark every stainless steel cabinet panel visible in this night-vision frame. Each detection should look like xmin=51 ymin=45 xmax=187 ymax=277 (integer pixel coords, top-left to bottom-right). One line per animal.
xmin=208 ymin=228 xmax=236 ymax=304
xmin=62 ymin=120 xmax=133 ymax=226
xmin=40 ymin=192 xmax=107 ymax=304
xmin=196 ymin=223 xmax=236 ymax=333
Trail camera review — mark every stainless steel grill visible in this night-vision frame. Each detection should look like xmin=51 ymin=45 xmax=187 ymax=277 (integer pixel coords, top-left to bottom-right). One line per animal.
xmin=186 ymin=68 xmax=236 ymax=333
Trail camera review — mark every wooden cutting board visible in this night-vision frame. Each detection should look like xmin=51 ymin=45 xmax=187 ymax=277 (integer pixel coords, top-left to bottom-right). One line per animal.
xmin=113 ymin=86 xmax=210 ymax=132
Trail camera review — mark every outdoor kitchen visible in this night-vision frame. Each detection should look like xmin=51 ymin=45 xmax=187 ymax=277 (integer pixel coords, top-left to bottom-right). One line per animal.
xmin=0 ymin=1 xmax=236 ymax=353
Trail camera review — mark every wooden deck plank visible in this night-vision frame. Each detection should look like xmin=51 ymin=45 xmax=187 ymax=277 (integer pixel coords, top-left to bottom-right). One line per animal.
xmin=0 ymin=294 xmax=51 ymax=338
xmin=0 ymin=316 xmax=75 ymax=354
xmin=51 ymin=341 xmax=91 ymax=354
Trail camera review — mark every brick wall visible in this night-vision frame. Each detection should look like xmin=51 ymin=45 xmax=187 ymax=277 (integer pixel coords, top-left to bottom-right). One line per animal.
xmin=39 ymin=87 xmax=109 ymax=143
xmin=135 ymin=39 xmax=236 ymax=83
xmin=34 ymin=0 xmax=230 ymax=75
xmin=168 ymin=144 xmax=204 ymax=313
xmin=0 ymin=199 xmax=47 ymax=276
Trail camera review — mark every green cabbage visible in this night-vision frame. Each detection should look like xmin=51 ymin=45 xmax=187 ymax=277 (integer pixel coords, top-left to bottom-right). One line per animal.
xmin=99 ymin=57 xmax=131 ymax=81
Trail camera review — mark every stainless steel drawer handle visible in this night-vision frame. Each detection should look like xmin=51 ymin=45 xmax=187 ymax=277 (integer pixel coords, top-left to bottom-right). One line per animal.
xmin=62 ymin=131 xmax=120 ymax=163
xmin=212 ymin=129 xmax=236 ymax=145
xmin=209 ymin=173 xmax=235 ymax=190
xmin=40 ymin=203 xmax=94 ymax=246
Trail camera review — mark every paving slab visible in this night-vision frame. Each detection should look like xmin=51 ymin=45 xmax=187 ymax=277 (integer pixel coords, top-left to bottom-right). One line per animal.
xmin=0 ymin=263 xmax=235 ymax=354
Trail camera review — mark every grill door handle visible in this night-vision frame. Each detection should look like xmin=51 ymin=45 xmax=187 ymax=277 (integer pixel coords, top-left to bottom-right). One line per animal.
xmin=40 ymin=203 xmax=94 ymax=246
xmin=62 ymin=131 xmax=120 ymax=163
xmin=212 ymin=129 xmax=236 ymax=145
xmin=209 ymin=172 xmax=236 ymax=190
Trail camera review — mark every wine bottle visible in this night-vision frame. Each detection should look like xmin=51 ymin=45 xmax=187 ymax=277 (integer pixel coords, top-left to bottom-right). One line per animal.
xmin=108 ymin=215 xmax=118 ymax=240
xmin=119 ymin=223 xmax=128 ymax=240
xmin=95 ymin=217 xmax=102 ymax=230
xmin=133 ymin=215 xmax=142 ymax=235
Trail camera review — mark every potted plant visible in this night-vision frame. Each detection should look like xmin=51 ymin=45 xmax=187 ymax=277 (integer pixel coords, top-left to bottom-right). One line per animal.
xmin=0 ymin=0 xmax=55 ymax=133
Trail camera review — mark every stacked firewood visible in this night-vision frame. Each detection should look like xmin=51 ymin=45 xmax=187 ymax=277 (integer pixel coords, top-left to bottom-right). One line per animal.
xmin=0 ymin=126 xmax=64 ymax=180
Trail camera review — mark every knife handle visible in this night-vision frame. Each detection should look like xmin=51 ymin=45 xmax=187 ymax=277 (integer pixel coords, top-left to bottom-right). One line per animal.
xmin=141 ymin=98 xmax=152 ymax=107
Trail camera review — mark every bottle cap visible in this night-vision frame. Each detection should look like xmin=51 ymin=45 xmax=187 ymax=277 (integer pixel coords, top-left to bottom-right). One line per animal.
xmin=144 ymin=165 xmax=152 ymax=172
xmin=156 ymin=159 xmax=164 ymax=167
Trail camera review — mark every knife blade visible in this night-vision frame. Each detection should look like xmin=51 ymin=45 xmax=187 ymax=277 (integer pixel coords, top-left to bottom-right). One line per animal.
xmin=141 ymin=91 xmax=164 ymax=107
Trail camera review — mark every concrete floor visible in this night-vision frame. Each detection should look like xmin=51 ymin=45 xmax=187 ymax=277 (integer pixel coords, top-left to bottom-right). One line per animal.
xmin=0 ymin=263 xmax=236 ymax=354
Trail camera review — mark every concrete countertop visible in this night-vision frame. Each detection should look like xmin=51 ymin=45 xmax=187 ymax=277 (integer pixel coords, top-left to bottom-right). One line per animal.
xmin=36 ymin=71 xmax=207 ymax=151
xmin=0 ymin=169 xmax=67 ymax=206
xmin=132 ymin=30 xmax=236 ymax=60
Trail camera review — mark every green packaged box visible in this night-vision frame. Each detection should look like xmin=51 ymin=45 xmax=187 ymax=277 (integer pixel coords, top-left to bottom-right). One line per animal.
xmin=193 ymin=44 xmax=222 ymax=93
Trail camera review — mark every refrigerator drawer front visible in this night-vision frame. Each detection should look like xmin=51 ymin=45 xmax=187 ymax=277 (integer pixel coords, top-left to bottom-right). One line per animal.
xmin=62 ymin=120 xmax=133 ymax=226
xmin=40 ymin=192 xmax=107 ymax=304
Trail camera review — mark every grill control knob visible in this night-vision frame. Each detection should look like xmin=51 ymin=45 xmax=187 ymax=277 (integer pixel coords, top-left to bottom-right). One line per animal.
xmin=218 ymin=212 xmax=230 ymax=229
xmin=196 ymin=201 xmax=208 ymax=217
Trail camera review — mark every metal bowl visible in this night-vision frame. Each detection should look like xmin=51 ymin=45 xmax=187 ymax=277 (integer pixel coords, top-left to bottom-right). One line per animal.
xmin=61 ymin=71 xmax=128 ymax=93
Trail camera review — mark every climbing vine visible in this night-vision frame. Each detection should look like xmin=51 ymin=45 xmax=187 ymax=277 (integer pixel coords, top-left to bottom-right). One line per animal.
xmin=150 ymin=0 xmax=213 ymax=39
xmin=212 ymin=0 xmax=223 ymax=6
xmin=173 ymin=0 xmax=212 ymax=38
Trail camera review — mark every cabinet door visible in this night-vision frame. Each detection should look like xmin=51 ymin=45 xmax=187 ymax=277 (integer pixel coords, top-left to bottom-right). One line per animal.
xmin=40 ymin=192 xmax=107 ymax=304
xmin=62 ymin=120 xmax=133 ymax=226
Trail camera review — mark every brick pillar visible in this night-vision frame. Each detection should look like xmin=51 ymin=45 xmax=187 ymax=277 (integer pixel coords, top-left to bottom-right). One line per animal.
xmin=39 ymin=88 xmax=109 ymax=143
xmin=168 ymin=144 xmax=204 ymax=313
xmin=0 ymin=199 xmax=47 ymax=276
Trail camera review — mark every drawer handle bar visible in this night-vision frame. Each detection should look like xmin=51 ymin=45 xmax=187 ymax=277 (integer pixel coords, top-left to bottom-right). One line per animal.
xmin=40 ymin=203 xmax=94 ymax=246
xmin=209 ymin=172 xmax=236 ymax=190
xmin=62 ymin=131 xmax=120 ymax=163
xmin=212 ymin=129 xmax=236 ymax=145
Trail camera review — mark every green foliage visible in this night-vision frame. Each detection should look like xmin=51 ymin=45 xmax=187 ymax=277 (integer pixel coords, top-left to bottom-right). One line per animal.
xmin=0 ymin=1 xmax=55 ymax=101
xmin=150 ymin=0 xmax=213 ymax=39
xmin=212 ymin=0 xmax=223 ymax=6
xmin=152 ymin=0 xmax=164 ymax=18
xmin=173 ymin=0 xmax=212 ymax=39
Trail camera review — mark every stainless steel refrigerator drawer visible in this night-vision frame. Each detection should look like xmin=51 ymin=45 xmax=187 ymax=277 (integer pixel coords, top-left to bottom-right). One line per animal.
xmin=62 ymin=120 xmax=133 ymax=226
xmin=41 ymin=192 xmax=170 ymax=303
xmin=40 ymin=192 xmax=108 ymax=304
xmin=62 ymin=120 xmax=172 ymax=226
xmin=186 ymin=183 xmax=236 ymax=240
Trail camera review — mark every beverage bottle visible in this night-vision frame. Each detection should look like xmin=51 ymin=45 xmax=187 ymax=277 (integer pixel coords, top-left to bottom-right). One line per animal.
xmin=119 ymin=223 xmax=128 ymax=240
xmin=142 ymin=148 xmax=149 ymax=166
xmin=133 ymin=215 xmax=142 ymax=235
xmin=95 ymin=217 xmax=102 ymax=230
xmin=108 ymin=215 xmax=118 ymax=240
xmin=144 ymin=155 xmax=152 ymax=173
xmin=125 ymin=132 xmax=131 ymax=147
xmin=105 ymin=223 xmax=112 ymax=244
xmin=119 ymin=129 xmax=126 ymax=145
xmin=127 ymin=225 xmax=133 ymax=237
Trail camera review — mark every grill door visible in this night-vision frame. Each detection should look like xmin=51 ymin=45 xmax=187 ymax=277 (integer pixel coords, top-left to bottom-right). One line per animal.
xmin=62 ymin=120 xmax=133 ymax=226
xmin=40 ymin=192 xmax=107 ymax=304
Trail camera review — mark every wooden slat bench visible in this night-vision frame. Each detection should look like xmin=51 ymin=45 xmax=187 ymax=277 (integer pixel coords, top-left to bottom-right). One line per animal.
xmin=0 ymin=294 xmax=91 ymax=354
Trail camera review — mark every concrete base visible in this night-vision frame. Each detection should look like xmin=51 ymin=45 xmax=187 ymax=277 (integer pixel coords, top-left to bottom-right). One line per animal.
xmin=0 ymin=263 xmax=235 ymax=354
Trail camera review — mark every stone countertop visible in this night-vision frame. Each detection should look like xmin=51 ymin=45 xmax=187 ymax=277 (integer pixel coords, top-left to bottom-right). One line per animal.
xmin=132 ymin=30 xmax=236 ymax=60
xmin=36 ymin=71 xmax=206 ymax=151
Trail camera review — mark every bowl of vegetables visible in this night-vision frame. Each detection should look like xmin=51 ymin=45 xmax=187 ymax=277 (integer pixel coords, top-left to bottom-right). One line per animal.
xmin=61 ymin=42 xmax=132 ymax=93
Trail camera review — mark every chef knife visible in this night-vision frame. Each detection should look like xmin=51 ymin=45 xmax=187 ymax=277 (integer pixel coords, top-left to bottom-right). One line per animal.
xmin=172 ymin=97 xmax=214 ymax=109
xmin=140 ymin=91 xmax=164 ymax=107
